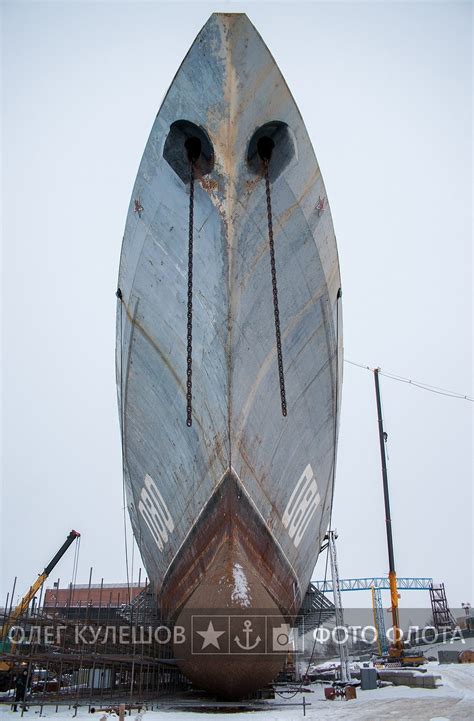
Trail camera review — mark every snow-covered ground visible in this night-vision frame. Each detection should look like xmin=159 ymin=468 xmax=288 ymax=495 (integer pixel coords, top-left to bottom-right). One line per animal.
xmin=422 ymin=639 xmax=470 ymax=659
xmin=0 ymin=663 xmax=472 ymax=721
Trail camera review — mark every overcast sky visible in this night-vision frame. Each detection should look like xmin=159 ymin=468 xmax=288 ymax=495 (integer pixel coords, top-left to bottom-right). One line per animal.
xmin=1 ymin=1 xmax=472 ymax=614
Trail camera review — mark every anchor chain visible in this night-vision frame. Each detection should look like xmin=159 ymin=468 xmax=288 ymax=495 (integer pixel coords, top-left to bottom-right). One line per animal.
xmin=186 ymin=160 xmax=195 ymax=427
xmin=263 ymin=158 xmax=287 ymax=417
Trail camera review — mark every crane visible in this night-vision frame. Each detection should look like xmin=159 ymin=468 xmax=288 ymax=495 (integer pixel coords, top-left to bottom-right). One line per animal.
xmin=0 ymin=529 xmax=80 ymax=668
xmin=373 ymin=370 xmax=425 ymax=665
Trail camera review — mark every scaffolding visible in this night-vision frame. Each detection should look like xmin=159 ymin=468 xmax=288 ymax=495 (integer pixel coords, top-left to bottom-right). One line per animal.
xmin=0 ymin=571 xmax=187 ymax=705
xmin=370 ymin=585 xmax=389 ymax=655
xmin=295 ymin=584 xmax=335 ymax=633
xmin=429 ymin=583 xmax=456 ymax=632
xmin=327 ymin=532 xmax=351 ymax=683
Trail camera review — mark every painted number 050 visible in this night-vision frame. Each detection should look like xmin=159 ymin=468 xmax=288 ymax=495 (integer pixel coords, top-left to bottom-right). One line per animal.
xmin=282 ymin=464 xmax=321 ymax=548
xmin=138 ymin=474 xmax=175 ymax=552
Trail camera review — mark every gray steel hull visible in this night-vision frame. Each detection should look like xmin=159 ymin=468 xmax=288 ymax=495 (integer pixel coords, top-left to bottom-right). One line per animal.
xmin=116 ymin=12 xmax=342 ymax=696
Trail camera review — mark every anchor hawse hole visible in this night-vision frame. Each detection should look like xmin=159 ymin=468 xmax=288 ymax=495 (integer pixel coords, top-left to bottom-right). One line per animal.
xmin=163 ymin=120 xmax=214 ymax=183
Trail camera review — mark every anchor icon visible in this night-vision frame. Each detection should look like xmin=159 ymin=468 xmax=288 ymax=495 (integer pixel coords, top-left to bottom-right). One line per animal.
xmin=234 ymin=619 xmax=261 ymax=651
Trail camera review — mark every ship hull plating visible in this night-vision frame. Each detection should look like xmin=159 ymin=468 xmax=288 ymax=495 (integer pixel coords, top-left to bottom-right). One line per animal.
xmin=116 ymin=13 xmax=342 ymax=697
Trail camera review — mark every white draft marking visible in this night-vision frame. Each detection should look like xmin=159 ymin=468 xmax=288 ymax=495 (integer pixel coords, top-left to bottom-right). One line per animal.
xmin=282 ymin=464 xmax=321 ymax=548
xmin=138 ymin=473 xmax=175 ymax=552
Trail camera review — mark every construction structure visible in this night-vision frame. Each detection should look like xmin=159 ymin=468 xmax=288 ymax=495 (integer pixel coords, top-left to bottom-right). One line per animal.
xmin=327 ymin=531 xmax=351 ymax=683
xmin=0 ymin=573 xmax=187 ymax=701
xmin=314 ymin=576 xmax=448 ymax=657
xmin=429 ymin=584 xmax=457 ymax=632
xmin=0 ymin=571 xmax=339 ymax=703
xmin=296 ymin=585 xmax=335 ymax=633
xmin=313 ymin=577 xmax=434 ymax=593
xmin=371 ymin=585 xmax=389 ymax=656
xmin=1 ymin=530 xmax=80 ymax=661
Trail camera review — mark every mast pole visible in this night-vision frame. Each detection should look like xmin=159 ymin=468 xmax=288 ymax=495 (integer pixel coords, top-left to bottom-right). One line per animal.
xmin=373 ymin=368 xmax=402 ymax=651
xmin=328 ymin=530 xmax=351 ymax=682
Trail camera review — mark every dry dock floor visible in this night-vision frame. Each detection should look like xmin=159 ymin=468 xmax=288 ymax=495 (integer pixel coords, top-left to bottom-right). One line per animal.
xmin=0 ymin=662 xmax=472 ymax=720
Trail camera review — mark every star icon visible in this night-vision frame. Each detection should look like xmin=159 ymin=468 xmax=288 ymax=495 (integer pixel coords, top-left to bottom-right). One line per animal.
xmin=197 ymin=621 xmax=225 ymax=650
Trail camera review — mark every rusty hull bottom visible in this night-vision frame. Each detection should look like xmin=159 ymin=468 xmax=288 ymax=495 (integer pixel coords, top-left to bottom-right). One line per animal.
xmin=174 ymin=541 xmax=287 ymax=698
xmin=160 ymin=469 xmax=299 ymax=698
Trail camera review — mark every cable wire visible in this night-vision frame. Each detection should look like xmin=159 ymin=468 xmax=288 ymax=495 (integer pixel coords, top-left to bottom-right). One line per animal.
xmin=117 ymin=289 xmax=132 ymax=606
xmin=69 ymin=534 xmax=80 ymax=607
xmin=345 ymin=359 xmax=472 ymax=402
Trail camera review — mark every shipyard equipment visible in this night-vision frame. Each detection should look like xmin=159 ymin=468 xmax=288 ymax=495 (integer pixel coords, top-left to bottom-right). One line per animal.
xmin=373 ymin=370 xmax=426 ymax=666
xmin=0 ymin=530 xmax=80 ymax=671
xmin=327 ymin=531 xmax=351 ymax=683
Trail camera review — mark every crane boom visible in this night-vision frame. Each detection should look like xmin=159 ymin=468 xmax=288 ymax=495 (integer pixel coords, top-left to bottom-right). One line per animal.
xmin=373 ymin=369 xmax=402 ymax=651
xmin=1 ymin=530 xmax=80 ymax=645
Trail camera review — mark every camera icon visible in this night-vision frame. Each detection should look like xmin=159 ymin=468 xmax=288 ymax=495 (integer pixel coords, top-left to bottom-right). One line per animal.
xmin=272 ymin=623 xmax=293 ymax=652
